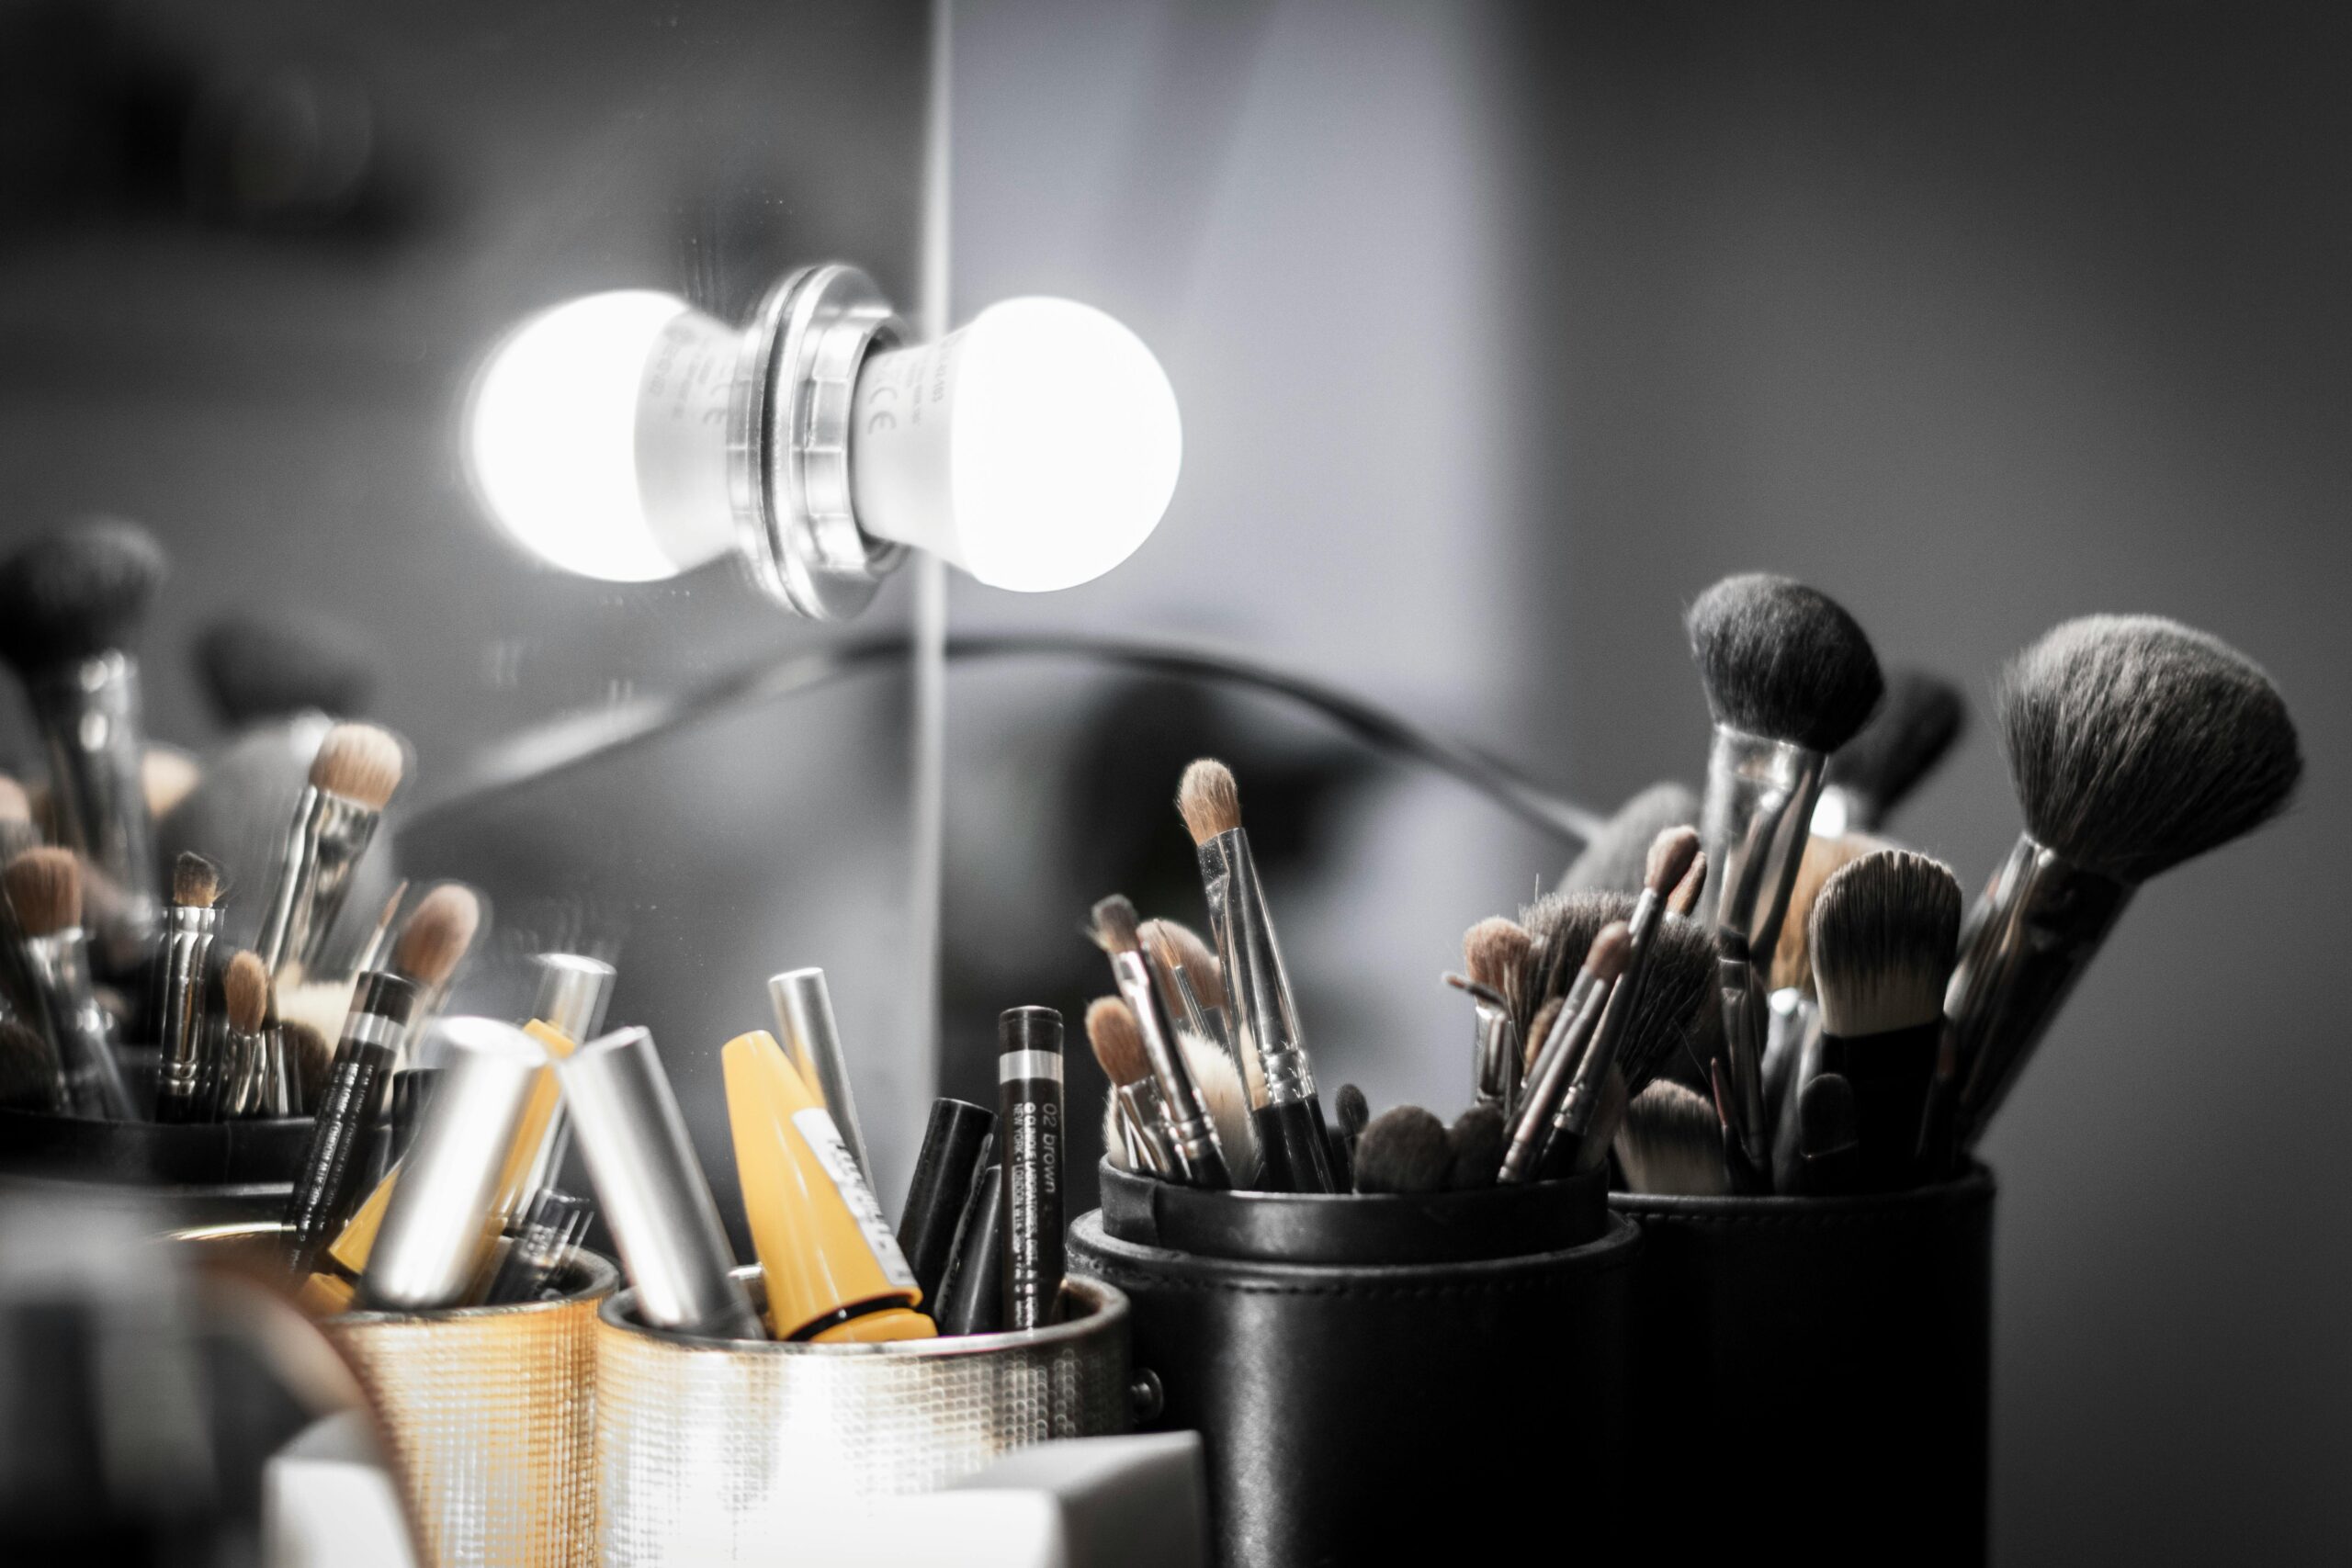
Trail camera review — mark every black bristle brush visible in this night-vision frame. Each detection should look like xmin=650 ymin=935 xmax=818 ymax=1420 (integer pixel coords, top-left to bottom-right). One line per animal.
xmin=1561 ymin=782 xmax=1701 ymax=896
xmin=1616 ymin=1080 xmax=1730 ymax=1197
xmin=1810 ymin=850 xmax=1962 ymax=1190
xmin=1949 ymin=616 xmax=2299 ymax=1145
xmin=1817 ymin=668 xmax=1966 ymax=836
xmin=1352 ymin=1105 xmax=1451 ymax=1195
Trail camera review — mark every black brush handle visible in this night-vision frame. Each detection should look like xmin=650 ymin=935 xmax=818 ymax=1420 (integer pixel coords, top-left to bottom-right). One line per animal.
xmin=1820 ymin=1021 xmax=1942 ymax=1192
xmin=1252 ymin=1096 xmax=1340 ymax=1193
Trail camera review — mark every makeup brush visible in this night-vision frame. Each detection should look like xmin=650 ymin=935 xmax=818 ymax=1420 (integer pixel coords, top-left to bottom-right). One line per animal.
xmin=1446 ymin=1105 xmax=1507 ymax=1190
xmin=1815 ymin=668 xmax=1966 ymax=837
xmin=4 ymin=849 xmax=133 ymax=1119
xmin=1178 ymin=759 xmax=1340 ymax=1193
xmin=1810 ymin=850 xmax=1961 ymax=1190
xmin=0 ymin=775 xmax=37 ymax=863
xmin=1180 ymin=1027 xmax=1258 ymax=1187
xmin=152 ymin=853 xmax=224 ymax=1123
xmin=1352 ymin=1106 xmax=1451 ymax=1195
xmin=280 ymin=969 xmax=422 ymax=1275
xmin=1522 ymin=881 xmax=1717 ymax=1100
xmin=1561 ymin=782 xmax=1701 ymax=895
xmin=1795 ymin=1073 xmax=1862 ymax=1195
xmin=1140 ymin=918 xmax=1238 ymax=1086
xmin=1088 ymin=996 xmax=1174 ymax=1179
xmin=210 ymin=950 xmax=276 ymax=1120
xmin=1668 ymin=850 xmax=1708 ymax=918
xmin=1334 ymin=1082 xmax=1368 ymax=1189
xmin=1687 ymin=573 xmax=1884 ymax=1157
xmin=1091 ymin=896 xmax=1232 ymax=1189
xmin=1502 ymin=922 xmax=1627 ymax=1183
xmin=283 ymin=1019 xmax=332 ymax=1113
xmin=1770 ymin=832 xmax=1894 ymax=995
xmin=1951 ymin=616 xmax=2300 ymax=1145
xmin=0 ymin=1020 xmax=59 ymax=1111
xmin=1617 ymin=1079 xmax=1731 ymax=1197
xmin=1518 ymin=890 xmax=1632 ymax=1041
xmin=0 ymin=518 xmax=167 ymax=945
xmin=1462 ymin=918 xmax=1532 ymax=1116
xmin=390 ymin=883 xmax=482 ymax=1029
xmin=193 ymin=611 xmax=376 ymax=729
xmin=254 ymin=722 xmax=406 ymax=987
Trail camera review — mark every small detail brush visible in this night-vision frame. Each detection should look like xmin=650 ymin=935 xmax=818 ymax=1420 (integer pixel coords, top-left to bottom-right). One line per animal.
xmin=1091 ymin=897 xmax=1231 ymax=1189
xmin=4 ymin=848 xmax=135 ymax=1119
xmin=390 ymin=883 xmax=481 ymax=1043
xmin=254 ymin=722 xmax=406 ymax=987
xmin=1087 ymin=996 xmax=1175 ymax=1179
xmin=1179 ymin=760 xmax=1340 ymax=1193
xmin=1333 ymin=1082 xmax=1368 ymax=1189
xmin=152 ymin=852 xmax=223 ymax=1123
xmin=1501 ymin=922 xmax=1627 ymax=1183
xmin=212 ymin=950 xmax=277 ymax=1121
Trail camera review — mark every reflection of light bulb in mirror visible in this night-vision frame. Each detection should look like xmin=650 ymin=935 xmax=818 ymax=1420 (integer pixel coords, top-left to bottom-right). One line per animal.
xmin=463 ymin=267 xmax=1182 ymax=615
xmin=465 ymin=290 xmax=739 ymax=583
xmin=848 ymin=299 xmax=1182 ymax=592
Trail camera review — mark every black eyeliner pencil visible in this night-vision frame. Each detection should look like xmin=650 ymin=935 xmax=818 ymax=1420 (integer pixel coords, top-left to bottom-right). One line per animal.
xmin=998 ymin=1007 xmax=1066 ymax=1332
xmin=936 ymin=1134 xmax=1004 ymax=1336
xmin=899 ymin=1097 xmax=995 ymax=1307
xmin=280 ymin=970 xmax=419 ymax=1276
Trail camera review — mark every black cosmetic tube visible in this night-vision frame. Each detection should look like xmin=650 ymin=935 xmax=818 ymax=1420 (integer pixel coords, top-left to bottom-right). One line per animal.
xmin=280 ymin=971 xmax=418 ymax=1275
xmin=898 ymin=1098 xmax=995 ymax=1307
xmin=998 ymin=1007 xmax=1066 ymax=1331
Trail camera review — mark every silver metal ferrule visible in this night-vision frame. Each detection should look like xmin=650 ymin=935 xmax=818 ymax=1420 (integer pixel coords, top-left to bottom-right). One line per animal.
xmin=361 ymin=1019 xmax=551 ymax=1312
xmin=1197 ymin=827 xmax=1317 ymax=1110
xmin=18 ymin=928 xmax=134 ymax=1120
xmin=27 ymin=651 xmax=159 ymax=935
xmin=214 ymin=1026 xmax=266 ymax=1120
xmin=1113 ymin=1081 xmax=1176 ymax=1177
xmin=1471 ymin=1001 xmax=1521 ymax=1119
xmin=555 ymin=1026 xmax=762 ymax=1340
xmin=254 ymin=784 xmax=382 ymax=984
xmin=1701 ymin=726 xmax=1827 ymax=962
xmin=152 ymin=904 xmax=221 ymax=1122
xmin=767 ymin=967 xmax=871 ymax=1187
xmin=1949 ymin=835 xmax=2134 ymax=1149
xmin=1109 ymin=948 xmax=1226 ymax=1185
xmin=729 ymin=265 xmax=909 ymax=621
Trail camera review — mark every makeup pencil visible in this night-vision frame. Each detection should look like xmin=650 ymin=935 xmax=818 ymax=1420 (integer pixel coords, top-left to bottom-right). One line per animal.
xmin=998 ymin=1006 xmax=1066 ymax=1331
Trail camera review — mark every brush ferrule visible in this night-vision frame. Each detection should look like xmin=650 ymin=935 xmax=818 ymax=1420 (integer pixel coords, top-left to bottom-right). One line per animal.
xmin=1702 ymin=726 xmax=1826 ymax=962
xmin=1199 ymin=827 xmax=1316 ymax=1108
xmin=151 ymin=906 xmax=221 ymax=1123
xmin=255 ymin=786 xmax=382 ymax=985
xmin=26 ymin=651 xmax=159 ymax=933
xmin=1471 ymin=1001 xmax=1520 ymax=1116
xmin=17 ymin=928 xmax=134 ymax=1120
xmin=1114 ymin=1081 xmax=1176 ymax=1176
xmin=1110 ymin=948 xmax=1227 ymax=1188
xmin=1948 ymin=835 xmax=2133 ymax=1147
xmin=213 ymin=1026 xmax=270 ymax=1120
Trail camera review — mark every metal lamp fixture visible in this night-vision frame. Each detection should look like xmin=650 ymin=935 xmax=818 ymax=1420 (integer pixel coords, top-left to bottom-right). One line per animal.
xmin=465 ymin=264 xmax=1183 ymax=619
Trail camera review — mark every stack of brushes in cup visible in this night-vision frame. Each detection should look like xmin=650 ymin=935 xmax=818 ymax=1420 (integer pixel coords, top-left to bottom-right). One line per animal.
xmin=1082 ymin=578 xmax=2301 ymax=1204
xmin=0 ymin=514 xmax=446 ymax=1128
xmin=1483 ymin=572 xmax=2301 ymax=1199
xmin=312 ymin=955 xmax=1083 ymax=1341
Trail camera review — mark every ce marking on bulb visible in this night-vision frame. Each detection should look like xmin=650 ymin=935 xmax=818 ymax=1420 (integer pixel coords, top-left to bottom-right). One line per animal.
xmin=865 ymin=381 xmax=899 ymax=434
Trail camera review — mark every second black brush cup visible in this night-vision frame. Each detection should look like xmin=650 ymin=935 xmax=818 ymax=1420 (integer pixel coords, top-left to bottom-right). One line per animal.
xmin=1612 ymin=1165 xmax=1996 ymax=1567
xmin=1069 ymin=1160 xmax=1639 ymax=1567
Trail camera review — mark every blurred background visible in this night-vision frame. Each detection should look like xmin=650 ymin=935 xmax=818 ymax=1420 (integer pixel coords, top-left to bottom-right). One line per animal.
xmin=0 ymin=2 xmax=2345 ymax=1562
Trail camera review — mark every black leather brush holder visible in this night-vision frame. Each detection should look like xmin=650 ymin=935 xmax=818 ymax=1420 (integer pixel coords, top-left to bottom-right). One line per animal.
xmin=1611 ymin=1165 xmax=1996 ymax=1566
xmin=1069 ymin=1160 xmax=1639 ymax=1567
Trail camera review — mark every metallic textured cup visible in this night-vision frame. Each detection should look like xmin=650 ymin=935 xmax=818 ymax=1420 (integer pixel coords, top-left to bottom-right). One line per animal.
xmin=179 ymin=1222 xmax=615 ymax=1568
xmin=594 ymin=1269 xmax=1134 ymax=1566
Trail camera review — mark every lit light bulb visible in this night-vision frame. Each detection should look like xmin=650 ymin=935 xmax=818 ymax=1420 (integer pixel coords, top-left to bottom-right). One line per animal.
xmin=847 ymin=298 xmax=1182 ymax=592
xmin=463 ymin=267 xmax=1182 ymax=615
xmin=465 ymin=290 xmax=739 ymax=583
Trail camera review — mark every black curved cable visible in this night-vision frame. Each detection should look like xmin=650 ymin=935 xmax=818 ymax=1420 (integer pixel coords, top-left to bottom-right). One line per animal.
xmin=406 ymin=630 xmax=1604 ymax=845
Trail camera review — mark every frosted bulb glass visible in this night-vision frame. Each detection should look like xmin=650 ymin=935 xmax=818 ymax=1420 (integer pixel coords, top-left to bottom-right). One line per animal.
xmin=848 ymin=298 xmax=1182 ymax=592
xmin=466 ymin=290 xmax=740 ymax=582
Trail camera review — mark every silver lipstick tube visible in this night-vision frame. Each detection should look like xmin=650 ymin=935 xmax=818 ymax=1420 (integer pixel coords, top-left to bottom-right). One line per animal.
xmin=151 ymin=904 xmax=221 ymax=1123
xmin=768 ymin=968 xmax=872 ymax=1186
xmin=1701 ymin=726 xmax=1827 ymax=964
xmin=1949 ymin=835 xmax=2134 ymax=1149
xmin=18 ymin=928 xmax=135 ymax=1120
xmin=254 ymin=784 xmax=383 ymax=984
xmin=508 ymin=954 xmax=616 ymax=1215
xmin=554 ymin=1025 xmax=762 ymax=1340
xmin=1196 ymin=828 xmax=1317 ymax=1110
xmin=1108 ymin=948 xmax=1228 ymax=1188
xmin=27 ymin=652 xmax=158 ymax=943
xmin=361 ymin=1018 xmax=551 ymax=1311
